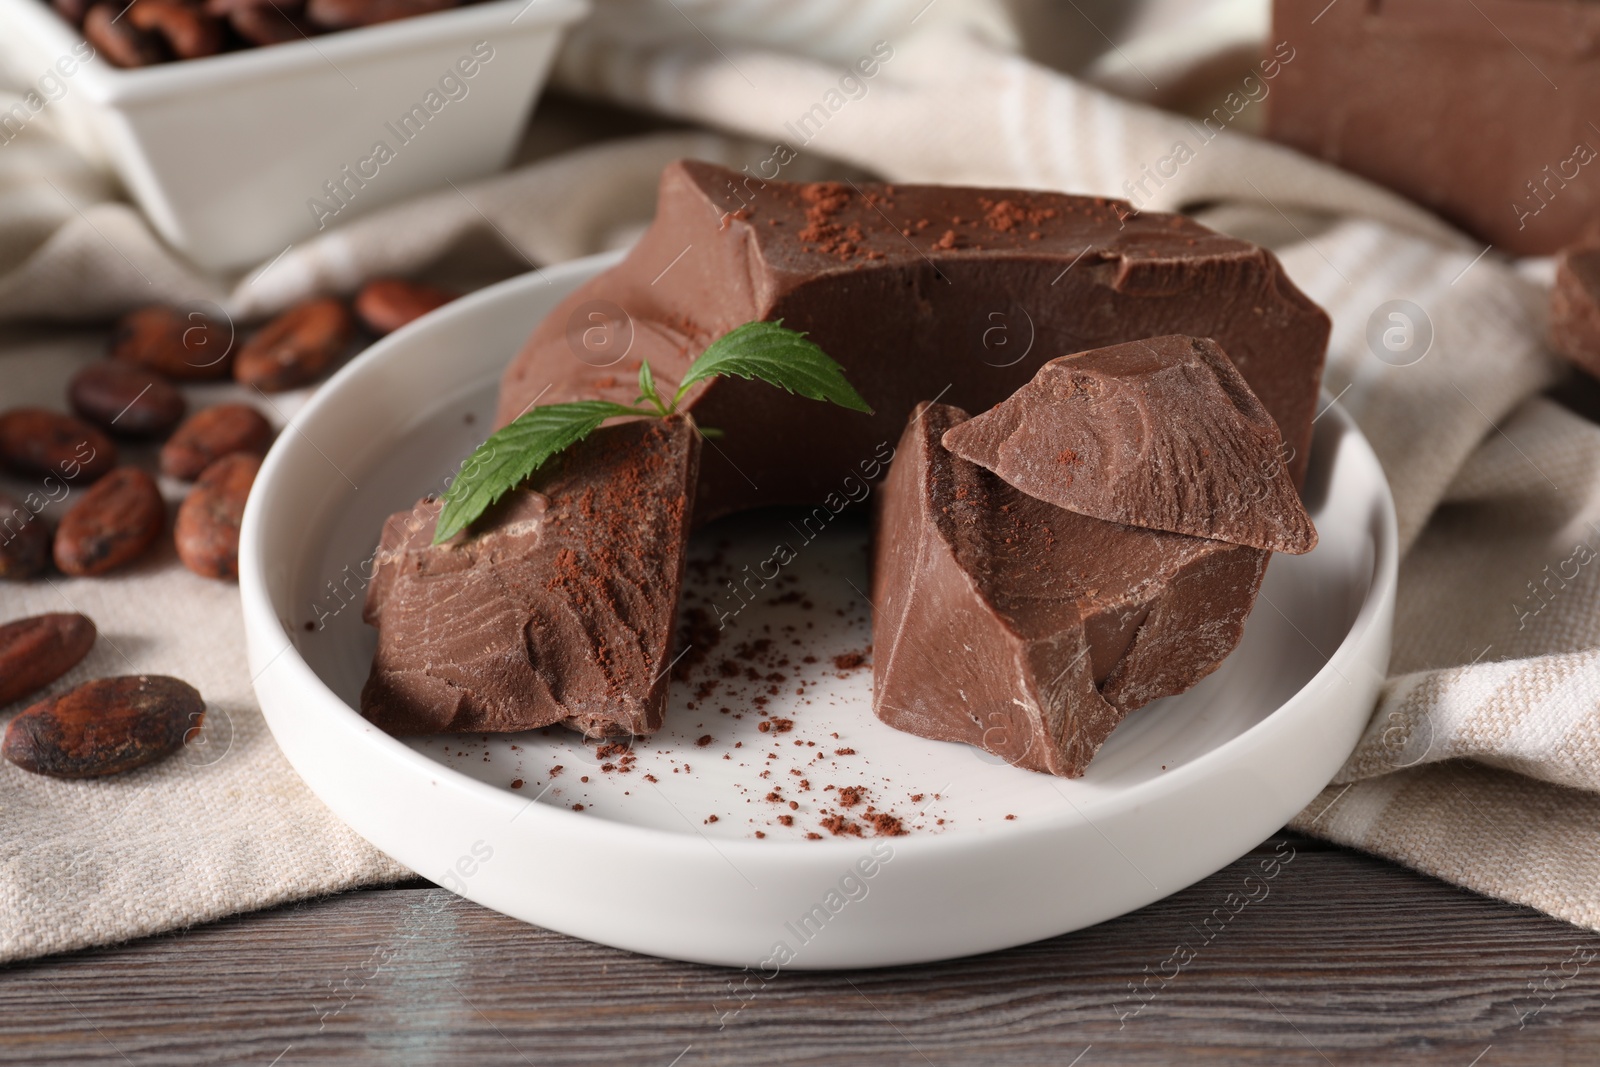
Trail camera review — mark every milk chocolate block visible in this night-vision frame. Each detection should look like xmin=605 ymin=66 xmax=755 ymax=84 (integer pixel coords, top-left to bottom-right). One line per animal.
xmin=872 ymin=403 xmax=1269 ymax=778
xmin=1551 ymin=244 xmax=1600 ymax=379
xmin=1269 ymin=0 xmax=1600 ymax=256
xmin=360 ymin=417 xmax=700 ymax=737
xmin=942 ymin=335 xmax=1316 ymax=554
xmin=498 ymin=161 xmax=1329 ymax=499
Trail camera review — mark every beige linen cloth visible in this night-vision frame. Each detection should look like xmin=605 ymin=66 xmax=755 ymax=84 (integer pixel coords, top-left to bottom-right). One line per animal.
xmin=0 ymin=0 xmax=1592 ymax=962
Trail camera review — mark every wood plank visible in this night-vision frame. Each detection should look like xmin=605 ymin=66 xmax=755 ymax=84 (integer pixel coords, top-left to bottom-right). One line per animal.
xmin=2 ymin=835 xmax=1598 ymax=1065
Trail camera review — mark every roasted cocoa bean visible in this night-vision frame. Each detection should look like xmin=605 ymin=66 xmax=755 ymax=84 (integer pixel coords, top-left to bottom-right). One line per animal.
xmin=203 ymin=0 xmax=303 ymax=14
xmin=233 ymin=298 xmax=355 ymax=392
xmin=0 ymin=407 xmax=116 ymax=484
xmin=0 ymin=494 xmax=52 ymax=581
xmin=110 ymin=304 xmax=233 ymax=380
xmin=83 ymin=4 xmax=170 ymax=67
xmin=305 ymin=0 xmax=454 ymax=29
xmin=0 ymin=613 xmax=96 ymax=707
xmin=353 ymin=278 xmax=455 ymax=336
xmin=68 ymin=362 xmax=187 ymax=439
xmin=175 ymin=453 xmax=259 ymax=580
xmin=3 ymin=675 xmax=203 ymax=778
xmin=126 ymin=0 xmax=223 ymax=58
xmin=160 ymin=404 xmax=272 ymax=481
xmin=51 ymin=0 xmax=92 ymax=26
xmin=225 ymin=1 xmax=313 ymax=44
xmin=53 ymin=468 xmax=165 ymax=577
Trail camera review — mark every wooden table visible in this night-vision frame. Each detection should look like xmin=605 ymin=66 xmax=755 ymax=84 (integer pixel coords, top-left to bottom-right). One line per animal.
xmin=4 ymin=833 xmax=1599 ymax=1065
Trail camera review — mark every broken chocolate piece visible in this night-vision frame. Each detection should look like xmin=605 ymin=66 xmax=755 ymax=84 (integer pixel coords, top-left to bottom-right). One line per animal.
xmin=1551 ymin=244 xmax=1600 ymax=380
xmin=360 ymin=417 xmax=700 ymax=737
xmin=498 ymin=161 xmax=1330 ymax=505
xmin=872 ymin=403 xmax=1268 ymax=778
xmin=942 ymin=335 xmax=1316 ymax=554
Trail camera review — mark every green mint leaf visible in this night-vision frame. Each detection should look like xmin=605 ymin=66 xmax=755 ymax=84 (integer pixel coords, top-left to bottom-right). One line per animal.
xmin=432 ymin=400 xmax=641 ymax=544
xmin=637 ymin=360 xmax=662 ymax=412
xmin=674 ymin=320 xmax=872 ymax=414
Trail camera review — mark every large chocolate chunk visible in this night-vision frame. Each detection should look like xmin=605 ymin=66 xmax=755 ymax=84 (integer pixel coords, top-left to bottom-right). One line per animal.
xmin=498 ymin=161 xmax=1329 ymax=504
xmin=360 ymin=417 xmax=700 ymax=737
xmin=1268 ymin=0 xmax=1600 ymax=255
xmin=942 ymin=336 xmax=1316 ymax=554
xmin=872 ymin=403 xmax=1268 ymax=778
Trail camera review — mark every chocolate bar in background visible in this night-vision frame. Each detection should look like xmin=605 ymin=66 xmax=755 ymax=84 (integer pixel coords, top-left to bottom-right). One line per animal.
xmin=1268 ymin=0 xmax=1600 ymax=256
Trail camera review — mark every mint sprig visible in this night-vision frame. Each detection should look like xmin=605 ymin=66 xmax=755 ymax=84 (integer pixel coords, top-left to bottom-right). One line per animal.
xmin=432 ymin=320 xmax=870 ymax=544
xmin=674 ymin=320 xmax=871 ymax=413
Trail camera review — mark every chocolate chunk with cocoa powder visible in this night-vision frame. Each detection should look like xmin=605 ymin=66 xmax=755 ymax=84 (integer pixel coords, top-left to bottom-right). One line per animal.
xmin=872 ymin=403 xmax=1268 ymax=778
xmin=497 ymin=161 xmax=1330 ymax=504
xmin=361 ymin=416 xmax=701 ymax=737
xmin=942 ymin=336 xmax=1316 ymax=554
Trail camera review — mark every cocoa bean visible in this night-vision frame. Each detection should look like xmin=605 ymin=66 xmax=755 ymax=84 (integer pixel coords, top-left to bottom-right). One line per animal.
xmin=51 ymin=0 xmax=92 ymax=26
xmin=233 ymin=297 xmax=355 ymax=392
xmin=126 ymin=0 xmax=222 ymax=58
xmin=53 ymin=468 xmax=165 ymax=577
xmin=0 ymin=494 xmax=51 ymax=581
xmin=0 ymin=613 xmax=96 ymax=707
xmin=110 ymin=304 xmax=233 ymax=380
xmin=3 ymin=675 xmax=203 ymax=778
xmin=68 ymin=362 xmax=187 ymax=439
xmin=83 ymin=4 xmax=170 ymax=67
xmin=353 ymin=278 xmax=455 ymax=336
xmin=0 ymin=407 xmax=116 ymax=483
xmin=175 ymin=453 xmax=259 ymax=580
xmin=160 ymin=404 xmax=273 ymax=481
xmin=226 ymin=1 xmax=314 ymax=44
xmin=305 ymin=0 xmax=455 ymax=29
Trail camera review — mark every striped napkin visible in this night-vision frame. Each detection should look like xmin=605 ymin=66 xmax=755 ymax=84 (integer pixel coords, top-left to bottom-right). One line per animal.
xmin=0 ymin=0 xmax=1595 ymax=959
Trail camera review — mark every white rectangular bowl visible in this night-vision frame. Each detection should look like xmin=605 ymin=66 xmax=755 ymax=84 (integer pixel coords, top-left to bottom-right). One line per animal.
xmin=0 ymin=0 xmax=589 ymax=271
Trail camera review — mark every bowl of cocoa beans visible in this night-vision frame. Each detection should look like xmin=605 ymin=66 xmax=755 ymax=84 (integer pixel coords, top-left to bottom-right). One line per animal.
xmin=0 ymin=0 xmax=588 ymax=270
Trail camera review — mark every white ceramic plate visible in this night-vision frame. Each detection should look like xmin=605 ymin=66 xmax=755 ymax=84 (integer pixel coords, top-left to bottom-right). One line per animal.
xmin=240 ymin=251 xmax=1397 ymax=970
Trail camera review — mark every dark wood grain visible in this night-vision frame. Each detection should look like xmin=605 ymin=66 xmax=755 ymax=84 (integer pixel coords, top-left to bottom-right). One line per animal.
xmin=3 ymin=834 xmax=1599 ymax=1066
